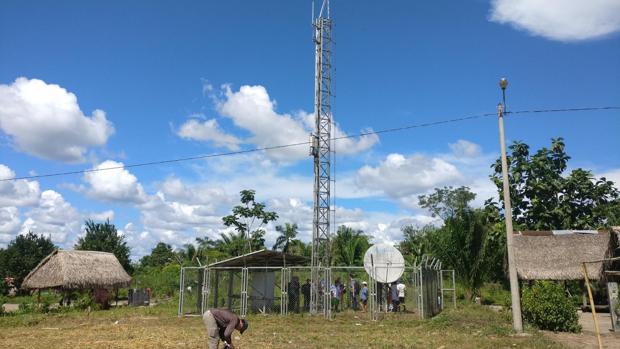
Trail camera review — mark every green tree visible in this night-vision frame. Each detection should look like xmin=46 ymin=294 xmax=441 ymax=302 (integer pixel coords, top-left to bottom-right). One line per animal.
xmin=216 ymin=231 xmax=248 ymax=257
xmin=75 ymin=219 xmax=132 ymax=273
xmin=332 ymin=226 xmax=371 ymax=266
xmin=418 ymin=186 xmax=476 ymax=219
xmin=273 ymin=223 xmax=301 ymax=253
xmin=490 ymin=138 xmax=619 ymax=229
xmin=273 ymin=223 xmax=302 ymax=266
xmin=139 ymin=242 xmax=176 ymax=268
xmin=0 ymin=232 xmax=56 ymax=290
xmin=418 ymin=186 xmax=501 ymax=299
xmin=222 ymin=190 xmax=277 ymax=255
xmin=398 ymin=225 xmax=436 ymax=266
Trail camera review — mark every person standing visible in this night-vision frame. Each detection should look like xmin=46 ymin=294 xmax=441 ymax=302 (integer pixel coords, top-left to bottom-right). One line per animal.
xmin=203 ymin=308 xmax=248 ymax=349
xmin=301 ymin=278 xmax=311 ymax=312
xmin=397 ymin=279 xmax=406 ymax=312
xmin=360 ymin=281 xmax=369 ymax=312
xmin=288 ymin=276 xmax=300 ymax=313
xmin=349 ymin=273 xmax=360 ymax=311
xmin=390 ymin=282 xmax=399 ymax=312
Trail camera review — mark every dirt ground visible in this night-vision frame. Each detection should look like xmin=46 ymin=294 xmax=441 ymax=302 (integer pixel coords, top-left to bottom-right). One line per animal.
xmin=0 ymin=304 xmax=564 ymax=349
xmin=543 ymin=312 xmax=620 ymax=349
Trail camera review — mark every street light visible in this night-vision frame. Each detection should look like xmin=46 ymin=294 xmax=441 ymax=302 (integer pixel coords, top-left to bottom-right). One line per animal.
xmin=499 ymin=77 xmax=508 ymax=110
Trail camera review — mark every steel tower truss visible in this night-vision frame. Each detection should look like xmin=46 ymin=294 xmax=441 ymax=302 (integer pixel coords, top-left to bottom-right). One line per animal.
xmin=309 ymin=1 xmax=333 ymax=317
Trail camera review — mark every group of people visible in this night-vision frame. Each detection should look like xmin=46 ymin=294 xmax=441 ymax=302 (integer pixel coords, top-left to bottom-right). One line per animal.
xmin=287 ymin=274 xmax=407 ymax=314
xmin=329 ymin=273 xmax=371 ymax=312
xmin=386 ymin=280 xmax=406 ymax=312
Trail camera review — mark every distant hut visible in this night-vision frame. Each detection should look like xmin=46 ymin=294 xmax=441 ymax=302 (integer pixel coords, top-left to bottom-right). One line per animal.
xmin=22 ymin=250 xmax=131 ymax=306
xmin=513 ymin=231 xmax=616 ymax=281
xmin=513 ymin=230 xmax=619 ymax=311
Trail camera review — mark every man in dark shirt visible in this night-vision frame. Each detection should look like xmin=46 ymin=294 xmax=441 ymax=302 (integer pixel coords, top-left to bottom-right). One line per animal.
xmin=203 ymin=308 xmax=248 ymax=349
xmin=301 ymin=278 xmax=311 ymax=312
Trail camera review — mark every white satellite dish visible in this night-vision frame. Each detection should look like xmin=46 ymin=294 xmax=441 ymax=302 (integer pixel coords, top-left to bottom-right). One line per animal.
xmin=363 ymin=244 xmax=405 ymax=283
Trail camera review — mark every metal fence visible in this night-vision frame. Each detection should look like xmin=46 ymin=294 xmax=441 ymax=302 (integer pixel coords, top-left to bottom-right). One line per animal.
xmin=410 ymin=257 xmax=456 ymax=319
xmin=179 ymin=265 xmax=455 ymax=320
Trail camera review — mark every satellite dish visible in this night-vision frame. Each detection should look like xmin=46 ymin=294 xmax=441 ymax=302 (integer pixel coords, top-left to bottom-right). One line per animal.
xmin=363 ymin=244 xmax=405 ymax=283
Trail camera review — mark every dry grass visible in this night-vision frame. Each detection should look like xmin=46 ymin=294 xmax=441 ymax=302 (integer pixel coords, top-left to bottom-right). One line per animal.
xmin=0 ymin=303 xmax=566 ymax=349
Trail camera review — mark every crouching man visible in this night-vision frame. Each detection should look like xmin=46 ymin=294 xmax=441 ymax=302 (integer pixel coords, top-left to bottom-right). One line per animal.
xmin=203 ymin=308 xmax=248 ymax=349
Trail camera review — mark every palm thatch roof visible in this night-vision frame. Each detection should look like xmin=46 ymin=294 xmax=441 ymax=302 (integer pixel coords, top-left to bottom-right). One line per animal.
xmin=513 ymin=231 xmax=615 ymax=280
xmin=22 ymin=250 xmax=131 ymax=290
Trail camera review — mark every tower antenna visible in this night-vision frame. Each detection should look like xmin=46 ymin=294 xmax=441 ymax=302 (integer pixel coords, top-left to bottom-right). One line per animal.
xmin=309 ymin=0 xmax=333 ymax=318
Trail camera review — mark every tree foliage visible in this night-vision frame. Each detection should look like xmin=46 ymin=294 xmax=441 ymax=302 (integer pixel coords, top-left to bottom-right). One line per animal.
xmin=75 ymin=219 xmax=132 ymax=273
xmin=273 ymin=223 xmax=301 ymax=254
xmin=332 ymin=226 xmax=371 ymax=266
xmin=522 ymin=281 xmax=581 ymax=332
xmin=419 ymin=186 xmax=476 ymax=220
xmin=0 ymin=232 xmax=56 ymax=291
xmin=139 ymin=242 xmax=176 ymax=268
xmin=222 ymin=190 xmax=277 ymax=255
xmin=490 ymin=138 xmax=619 ymax=229
xmin=408 ymin=186 xmax=503 ymax=298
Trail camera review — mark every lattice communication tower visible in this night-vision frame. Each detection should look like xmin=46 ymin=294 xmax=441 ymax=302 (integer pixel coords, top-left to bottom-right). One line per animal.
xmin=309 ymin=0 xmax=333 ymax=315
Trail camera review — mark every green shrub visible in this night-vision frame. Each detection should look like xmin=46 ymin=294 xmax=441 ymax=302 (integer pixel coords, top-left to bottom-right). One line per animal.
xmin=522 ymin=281 xmax=581 ymax=332
xmin=75 ymin=293 xmax=100 ymax=311
xmin=0 ymin=280 xmax=8 ymax=296
xmin=480 ymin=283 xmax=511 ymax=307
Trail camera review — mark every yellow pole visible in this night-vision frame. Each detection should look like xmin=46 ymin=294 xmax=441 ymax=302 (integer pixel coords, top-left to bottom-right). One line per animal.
xmin=582 ymin=262 xmax=603 ymax=349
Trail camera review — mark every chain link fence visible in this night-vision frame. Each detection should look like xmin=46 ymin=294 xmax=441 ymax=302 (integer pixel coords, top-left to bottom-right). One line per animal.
xmin=179 ymin=265 xmax=455 ymax=320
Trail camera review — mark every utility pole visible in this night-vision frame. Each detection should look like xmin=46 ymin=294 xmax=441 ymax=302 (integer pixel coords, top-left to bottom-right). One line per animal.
xmin=497 ymin=77 xmax=523 ymax=333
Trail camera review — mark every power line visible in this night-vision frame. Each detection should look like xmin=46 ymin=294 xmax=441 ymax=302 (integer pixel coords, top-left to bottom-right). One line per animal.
xmin=2 ymin=106 xmax=618 ymax=182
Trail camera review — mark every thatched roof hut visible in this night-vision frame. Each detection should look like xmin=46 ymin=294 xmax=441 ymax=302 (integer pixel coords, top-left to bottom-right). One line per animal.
xmin=22 ymin=250 xmax=131 ymax=290
xmin=513 ymin=231 xmax=615 ymax=281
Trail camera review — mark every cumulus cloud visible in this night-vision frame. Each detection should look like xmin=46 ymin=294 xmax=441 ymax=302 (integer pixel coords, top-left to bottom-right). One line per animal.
xmin=0 ymin=206 xmax=21 ymax=239
xmin=489 ymin=0 xmax=620 ymax=42
xmin=449 ymin=139 xmax=482 ymax=158
xmin=20 ymin=190 xmax=81 ymax=244
xmin=356 ymin=153 xmax=463 ymax=198
xmin=0 ymin=164 xmax=40 ymax=207
xmin=84 ymin=160 xmax=147 ymax=203
xmin=86 ymin=210 xmax=115 ymax=222
xmin=211 ymin=84 xmax=378 ymax=161
xmin=177 ymin=117 xmax=242 ymax=150
xmin=0 ymin=78 xmax=115 ymax=162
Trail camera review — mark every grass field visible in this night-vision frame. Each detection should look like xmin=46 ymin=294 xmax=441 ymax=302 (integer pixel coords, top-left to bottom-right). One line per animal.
xmin=0 ymin=302 xmax=566 ymax=349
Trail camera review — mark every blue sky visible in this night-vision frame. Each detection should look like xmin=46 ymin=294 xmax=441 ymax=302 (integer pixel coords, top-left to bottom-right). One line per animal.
xmin=1 ymin=0 xmax=619 ymax=259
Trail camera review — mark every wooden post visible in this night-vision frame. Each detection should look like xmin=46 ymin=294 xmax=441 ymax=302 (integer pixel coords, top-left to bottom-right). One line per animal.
xmin=582 ymin=263 xmax=603 ymax=349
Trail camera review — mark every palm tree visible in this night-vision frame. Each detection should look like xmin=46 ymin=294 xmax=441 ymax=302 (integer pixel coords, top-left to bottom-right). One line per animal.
xmin=216 ymin=231 xmax=246 ymax=257
xmin=332 ymin=226 xmax=371 ymax=266
xmin=273 ymin=223 xmax=301 ymax=266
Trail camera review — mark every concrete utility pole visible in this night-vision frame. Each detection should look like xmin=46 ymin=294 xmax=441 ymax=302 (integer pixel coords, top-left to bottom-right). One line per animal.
xmin=497 ymin=77 xmax=523 ymax=333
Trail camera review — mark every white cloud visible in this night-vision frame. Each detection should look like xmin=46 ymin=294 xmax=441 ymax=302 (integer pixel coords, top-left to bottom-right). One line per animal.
xmin=0 ymin=207 xmax=21 ymax=241
xmin=449 ymin=139 xmax=482 ymax=158
xmin=0 ymin=164 xmax=40 ymax=207
xmin=0 ymin=77 xmax=115 ymax=162
xmin=20 ymin=190 xmax=81 ymax=244
xmin=86 ymin=210 xmax=115 ymax=222
xmin=84 ymin=160 xmax=147 ymax=203
xmin=356 ymin=153 xmax=463 ymax=198
xmin=177 ymin=117 xmax=242 ymax=150
xmin=214 ymin=85 xmax=378 ymax=161
xmin=217 ymin=85 xmax=310 ymax=161
xmin=489 ymin=0 xmax=620 ymax=42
